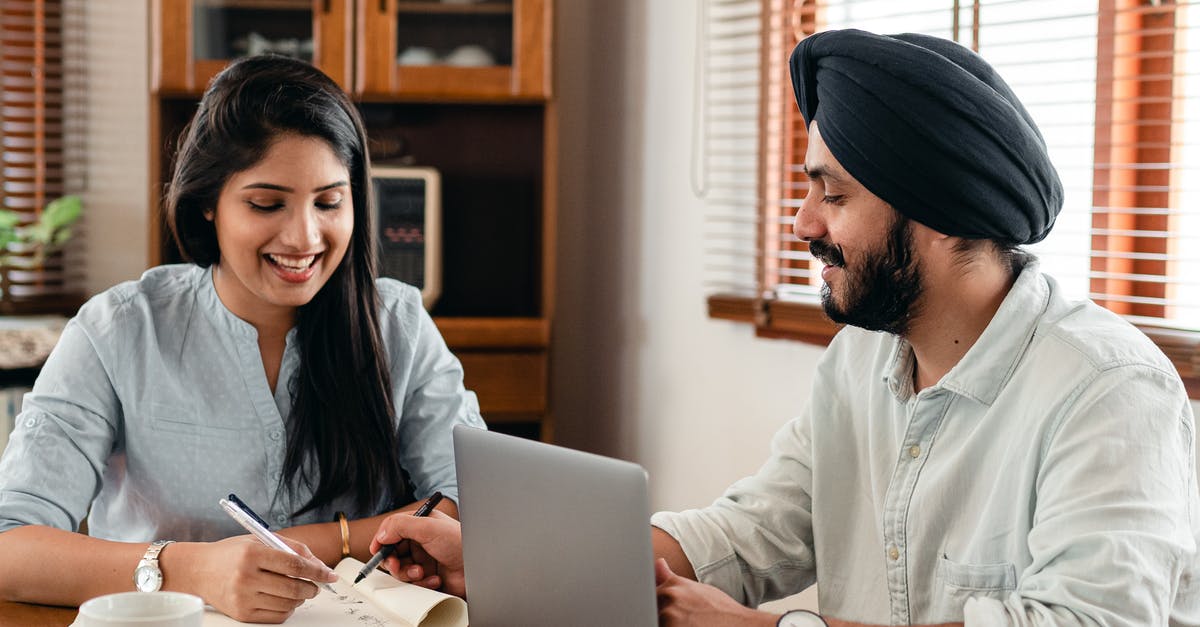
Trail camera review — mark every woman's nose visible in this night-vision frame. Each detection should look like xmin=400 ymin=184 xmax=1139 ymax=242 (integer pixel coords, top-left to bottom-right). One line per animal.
xmin=280 ymin=207 xmax=321 ymax=249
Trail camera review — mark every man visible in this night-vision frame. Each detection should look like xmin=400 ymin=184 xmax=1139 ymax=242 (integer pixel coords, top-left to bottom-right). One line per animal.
xmin=372 ymin=29 xmax=1199 ymax=626
xmin=651 ymin=29 xmax=1200 ymax=626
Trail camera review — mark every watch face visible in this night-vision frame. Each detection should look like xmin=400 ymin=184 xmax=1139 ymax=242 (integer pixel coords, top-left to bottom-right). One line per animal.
xmin=134 ymin=565 xmax=162 ymax=592
xmin=779 ymin=611 xmax=826 ymax=627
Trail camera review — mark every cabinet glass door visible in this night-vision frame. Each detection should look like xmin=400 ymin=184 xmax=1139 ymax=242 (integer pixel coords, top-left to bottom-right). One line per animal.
xmin=193 ymin=0 xmax=315 ymax=64
xmin=154 ymin=0 xmax=352 ymax=94
xmin=394 ymin=1 xmax=513 ymax=68
xmin=358 ymin=0 xmax=550 ymax=99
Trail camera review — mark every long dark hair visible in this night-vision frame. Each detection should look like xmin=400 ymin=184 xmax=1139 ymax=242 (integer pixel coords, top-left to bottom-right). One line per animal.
xmin=165 ymin=55 xmax=404 ymax=517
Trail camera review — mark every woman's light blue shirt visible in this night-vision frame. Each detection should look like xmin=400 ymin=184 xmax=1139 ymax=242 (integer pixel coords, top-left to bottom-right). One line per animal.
xmin=0 ymin=264 xmax=484 ymax=541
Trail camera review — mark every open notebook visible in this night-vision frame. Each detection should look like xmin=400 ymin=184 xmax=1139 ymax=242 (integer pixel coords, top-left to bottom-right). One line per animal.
xmin=203 ymin=557 xmax=467 ymax=627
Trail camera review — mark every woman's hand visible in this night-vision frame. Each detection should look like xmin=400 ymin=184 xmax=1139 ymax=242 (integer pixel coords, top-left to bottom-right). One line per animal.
xmin=164 ymin=536 xmax=338 ymax=624
xmin=371 ymin=509 xmax=467 ymax=598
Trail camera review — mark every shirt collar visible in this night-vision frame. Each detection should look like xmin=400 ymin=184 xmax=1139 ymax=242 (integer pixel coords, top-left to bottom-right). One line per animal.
xmin=195 ymin=264 xmax=259 ymax=339
xmin=883 ymin=262 xmax=1050 ymax=405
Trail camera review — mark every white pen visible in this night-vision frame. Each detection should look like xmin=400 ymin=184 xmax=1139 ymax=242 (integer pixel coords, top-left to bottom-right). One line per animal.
xmin=219 ymin=497 xmax=337 ymax=593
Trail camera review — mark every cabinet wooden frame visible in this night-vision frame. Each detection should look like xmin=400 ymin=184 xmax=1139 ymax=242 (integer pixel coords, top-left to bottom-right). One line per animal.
xmin=356 ymin=0 xmax=551 ymax=100
xmin=152 ymin=0 xmax=353 ymax=95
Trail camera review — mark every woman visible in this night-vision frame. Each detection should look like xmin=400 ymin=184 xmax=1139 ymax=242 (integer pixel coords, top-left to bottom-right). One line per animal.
xmin=0 ymin=55 xmax=484 ymax=623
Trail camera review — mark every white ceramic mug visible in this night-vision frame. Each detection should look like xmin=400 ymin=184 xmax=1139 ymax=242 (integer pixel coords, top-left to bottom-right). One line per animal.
xmin=77 ymin=591 xmax=203 ymax=627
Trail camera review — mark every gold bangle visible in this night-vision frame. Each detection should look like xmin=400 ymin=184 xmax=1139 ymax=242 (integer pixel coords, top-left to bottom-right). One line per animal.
xmin=335 ymin=511 xmax=350 ymax=558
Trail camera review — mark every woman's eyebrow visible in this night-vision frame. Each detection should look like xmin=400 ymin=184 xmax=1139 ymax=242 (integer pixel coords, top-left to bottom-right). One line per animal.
xmin=240 ymin=181 xmax=348 ymax=193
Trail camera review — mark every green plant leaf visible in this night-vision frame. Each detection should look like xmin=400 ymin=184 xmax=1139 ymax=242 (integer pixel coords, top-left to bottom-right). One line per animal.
xmin=0 ymin=210 xmax=20 ymax=230
xmin=52 ymin=227 xmax=73 ymax=246
xmin=25 ymin=221 xmax=51 ymax=245
xmin=0 ymin=196 xmax=83 ymax=266
xmin=42 ymin=195 xmax=83 ymax=231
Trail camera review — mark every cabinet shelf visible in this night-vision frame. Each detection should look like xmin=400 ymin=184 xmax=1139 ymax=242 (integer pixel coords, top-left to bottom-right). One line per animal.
xmin=434 ymin=317 xmax=549 ymax=349
xmin=395 ymin=2 xmax=513 ymax=15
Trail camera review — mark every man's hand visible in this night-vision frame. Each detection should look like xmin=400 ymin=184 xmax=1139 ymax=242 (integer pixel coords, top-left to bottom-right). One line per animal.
xmin=655 ymin=558 xmax=778 ymax=627
xmin=371 ymin=509 xmax=467 ymax=598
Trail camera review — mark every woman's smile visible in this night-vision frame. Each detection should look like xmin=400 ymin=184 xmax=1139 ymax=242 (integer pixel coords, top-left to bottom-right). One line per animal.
xmin=264 ymin=252 xmax=324 ymax=283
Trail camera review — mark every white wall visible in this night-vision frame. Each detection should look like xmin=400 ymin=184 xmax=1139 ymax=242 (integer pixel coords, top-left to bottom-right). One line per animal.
xmin=80 ymin=1 xmax=151 ymax=293
xmin=551 ymin=1 xmax=826 ymax=514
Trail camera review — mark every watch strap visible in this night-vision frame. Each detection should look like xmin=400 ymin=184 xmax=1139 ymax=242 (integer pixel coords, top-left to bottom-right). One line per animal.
xmin=139 ymin=539 xmax=174 ymax=567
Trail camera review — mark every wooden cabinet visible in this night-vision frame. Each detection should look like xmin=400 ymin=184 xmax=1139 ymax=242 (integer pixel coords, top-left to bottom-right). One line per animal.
xmin=153 ymin=0 xmax=354 ymax=94
xmin=152 ymin=0 xmax=550 ymax=100
xmin=149 ymin=0 xmax=556 ymax=440
xmin=357 ymin=0 xmax=551 ymax=99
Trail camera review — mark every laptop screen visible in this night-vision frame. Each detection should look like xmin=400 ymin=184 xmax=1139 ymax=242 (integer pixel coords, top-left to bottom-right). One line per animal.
xmin=453 ymin=426 xmax=657 ymax=627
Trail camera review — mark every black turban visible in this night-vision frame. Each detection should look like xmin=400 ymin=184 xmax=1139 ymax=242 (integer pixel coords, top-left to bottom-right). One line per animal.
xmin=789 ymin=29 xmax=1063 ymax=245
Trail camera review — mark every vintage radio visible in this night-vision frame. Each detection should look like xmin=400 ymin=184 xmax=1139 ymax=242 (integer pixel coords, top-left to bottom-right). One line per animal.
xmin=371 ymin=166 xmax=441 ymax=309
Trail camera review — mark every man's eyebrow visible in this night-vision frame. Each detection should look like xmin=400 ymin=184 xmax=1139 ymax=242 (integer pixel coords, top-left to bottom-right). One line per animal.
xmin=802 ymin=164 xmax=841 ymax=183
xmin=240 ymin=181 xmax=348 ymax=193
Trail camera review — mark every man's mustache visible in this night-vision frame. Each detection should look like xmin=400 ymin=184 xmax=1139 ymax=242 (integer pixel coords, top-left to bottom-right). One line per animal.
xmin=808 ymin=239 xmax=845 ymax=267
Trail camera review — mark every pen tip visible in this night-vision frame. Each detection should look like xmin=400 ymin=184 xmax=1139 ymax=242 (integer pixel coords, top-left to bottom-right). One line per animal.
xmin=353 ymin=574 xmax=365 ymax=585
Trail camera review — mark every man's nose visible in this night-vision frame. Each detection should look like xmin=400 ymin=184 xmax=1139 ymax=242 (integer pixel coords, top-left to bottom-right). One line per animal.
xmin=793 ymin=192 xmax=826 ymax=242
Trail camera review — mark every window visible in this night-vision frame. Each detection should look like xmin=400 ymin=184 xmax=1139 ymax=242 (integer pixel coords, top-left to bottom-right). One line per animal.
xmin=702 ymin=0 xmax=1200 ymax=394
xmin=0 ymin=0 xmax=85 ymax=314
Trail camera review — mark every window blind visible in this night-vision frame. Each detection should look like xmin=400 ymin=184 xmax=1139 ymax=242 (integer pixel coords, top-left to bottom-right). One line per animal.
xmin=0 ymin=0 xmax=85 ymax=313
xmin=702 ymin=0 xmax=1200 ymax=390
xmin=697 ymin=0 xmax=763 ymax=320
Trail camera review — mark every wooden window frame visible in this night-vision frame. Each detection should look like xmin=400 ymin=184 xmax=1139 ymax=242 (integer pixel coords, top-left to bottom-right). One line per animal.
xmin=0 ymin=0 xmax=84 ymax=315
xmin=706 ymin=0 xmax=1200 ymax=398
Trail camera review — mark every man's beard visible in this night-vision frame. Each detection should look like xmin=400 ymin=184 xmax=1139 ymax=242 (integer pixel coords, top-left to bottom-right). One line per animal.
xmin=808 ymin=216 xmax=923 ymax=336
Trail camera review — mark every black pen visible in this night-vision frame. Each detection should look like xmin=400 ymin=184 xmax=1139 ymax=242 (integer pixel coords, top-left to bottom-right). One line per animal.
xmin=227 ymin=493 xmax=270 ymax=529
xmin=353 ymin=491 xmax=444 ymax=584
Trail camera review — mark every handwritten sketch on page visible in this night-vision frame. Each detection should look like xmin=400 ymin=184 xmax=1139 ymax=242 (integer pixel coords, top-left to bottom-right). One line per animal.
xmin=201 ymin=557 xmax=467 ymax=627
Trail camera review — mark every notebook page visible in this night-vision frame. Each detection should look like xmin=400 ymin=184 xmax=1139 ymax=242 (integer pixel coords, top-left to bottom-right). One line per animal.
xmin=201 ymin=558 xmax=466 ymax=627
xmin=343 ymin=558 xmax=468 ymax=627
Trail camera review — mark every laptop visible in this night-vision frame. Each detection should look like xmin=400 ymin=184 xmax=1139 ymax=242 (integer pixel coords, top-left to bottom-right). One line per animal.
xmin=453 ymin=425 xmax=658 ymax=627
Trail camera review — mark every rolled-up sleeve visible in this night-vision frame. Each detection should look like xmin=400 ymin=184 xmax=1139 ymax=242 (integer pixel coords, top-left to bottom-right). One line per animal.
xmin=964 ymin=365 xmax=1197 ymax=626
xmin=0 ymin=320 xmax=121 ymax=533
xmin=652 ymin=407 xmax=818 ymax=607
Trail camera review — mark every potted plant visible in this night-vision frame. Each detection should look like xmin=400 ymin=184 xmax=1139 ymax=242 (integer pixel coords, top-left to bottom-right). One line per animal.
xmin=0 ymin=195 xmax=84 ymax=307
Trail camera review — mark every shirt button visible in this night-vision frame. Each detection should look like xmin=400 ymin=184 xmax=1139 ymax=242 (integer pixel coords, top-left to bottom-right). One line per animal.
xmin=889 ymin=546 xmax=900 ymax=560
xmin=24 ymin=418 xmax=36 ymax=428
xmin=270 ymin=471 xmax=281 ymax=481
xmin=275 ymin=514 xmax=288 ymax=526
xmin=909 ymin=445 xmax=921 ymax=458
xmin=269 ymin=430 xmax=282 ymax=441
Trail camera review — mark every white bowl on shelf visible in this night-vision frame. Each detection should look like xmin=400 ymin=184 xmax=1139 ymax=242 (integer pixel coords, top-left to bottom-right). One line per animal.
xmin=397 ymin=46 xmax=438 ymax=66
xmin=444 ymin=45 xmax=495 ymax=67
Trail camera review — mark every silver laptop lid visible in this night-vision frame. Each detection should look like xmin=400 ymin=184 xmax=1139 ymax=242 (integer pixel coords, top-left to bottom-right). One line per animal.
xmin=453 ymin=425 xmax=657 ymax=627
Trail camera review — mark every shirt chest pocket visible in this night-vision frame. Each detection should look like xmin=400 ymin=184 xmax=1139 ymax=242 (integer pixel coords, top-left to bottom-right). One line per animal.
xmin=934 ymin=555 xmax=1017 ymax=611
xmin=147 ymin=402 xmax=258 ymax=441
